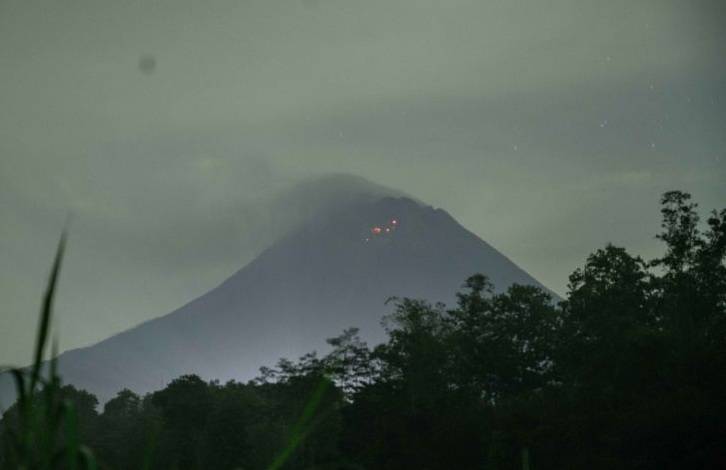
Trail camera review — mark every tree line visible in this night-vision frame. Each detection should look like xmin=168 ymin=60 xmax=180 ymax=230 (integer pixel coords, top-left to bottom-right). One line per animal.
xmin=2 ymin=191 xmax=725 ymax=469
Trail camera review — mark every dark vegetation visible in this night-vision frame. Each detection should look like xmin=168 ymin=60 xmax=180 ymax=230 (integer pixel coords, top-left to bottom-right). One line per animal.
xmin=1 ymin=191 xmax=725 ymax=469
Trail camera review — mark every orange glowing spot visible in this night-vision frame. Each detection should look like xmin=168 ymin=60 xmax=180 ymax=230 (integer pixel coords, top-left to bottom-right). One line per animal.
xmin=372 ymin=227 xmax=382 ymax=234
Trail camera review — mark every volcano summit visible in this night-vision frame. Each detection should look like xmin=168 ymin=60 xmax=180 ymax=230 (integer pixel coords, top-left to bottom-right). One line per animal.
xmin=0 ymin=176 xmax=556 ymax=405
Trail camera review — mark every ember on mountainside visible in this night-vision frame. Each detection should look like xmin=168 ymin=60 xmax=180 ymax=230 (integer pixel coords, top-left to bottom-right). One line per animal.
xmin=368 ymin=218 xmax=399 ymax=239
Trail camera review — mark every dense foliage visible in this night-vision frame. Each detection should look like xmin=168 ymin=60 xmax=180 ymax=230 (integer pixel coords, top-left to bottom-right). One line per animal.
xmin=2 ymin=191 xmax=725 ymax=469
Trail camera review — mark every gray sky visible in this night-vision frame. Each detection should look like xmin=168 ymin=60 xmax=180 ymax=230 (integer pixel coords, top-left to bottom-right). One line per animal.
xmin=1 ymin=0 xmax=724 ymax=366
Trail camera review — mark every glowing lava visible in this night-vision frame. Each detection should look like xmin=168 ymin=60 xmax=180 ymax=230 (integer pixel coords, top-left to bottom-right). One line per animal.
xmin=368 ymin=218 xmax=399 ymax=239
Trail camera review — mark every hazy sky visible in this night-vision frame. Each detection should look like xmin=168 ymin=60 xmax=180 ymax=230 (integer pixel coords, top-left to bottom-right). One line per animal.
xmin=1 ymin=0 xmax=724 ymax=366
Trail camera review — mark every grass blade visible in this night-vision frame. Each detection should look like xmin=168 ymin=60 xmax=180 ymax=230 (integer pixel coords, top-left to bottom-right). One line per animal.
xmin=30 ymin=232 xmax=66 ymax=394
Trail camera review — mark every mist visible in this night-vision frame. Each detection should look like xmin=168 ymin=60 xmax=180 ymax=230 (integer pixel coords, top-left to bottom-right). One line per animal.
xmin=1 ymin=0 xmax=724 ymax=372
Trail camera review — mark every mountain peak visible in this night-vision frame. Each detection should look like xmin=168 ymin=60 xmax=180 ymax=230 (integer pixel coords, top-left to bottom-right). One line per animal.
xmin=0 ymin=177 xmax=554 ymax=405
xmin=289 ymin=173 xmax=404 ymax=199
xmin=273 ymin=173 xmax=412 ymax=220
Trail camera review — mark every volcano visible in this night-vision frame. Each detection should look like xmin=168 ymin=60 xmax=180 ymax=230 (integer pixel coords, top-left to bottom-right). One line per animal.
xmin=1 ymin=176 xmax=556 ymax=405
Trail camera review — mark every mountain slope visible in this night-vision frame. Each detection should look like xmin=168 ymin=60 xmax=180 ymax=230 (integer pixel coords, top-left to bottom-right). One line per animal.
xmin=1 ymin=185 xmax=555 ymax=405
